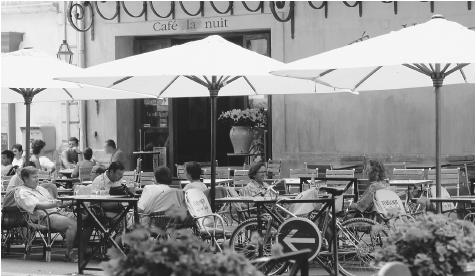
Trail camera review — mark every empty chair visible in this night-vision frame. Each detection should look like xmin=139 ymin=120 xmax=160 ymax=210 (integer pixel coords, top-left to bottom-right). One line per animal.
xmin=201 ymin=167 xmax=231 ymax=180
xmin=383 ymin=162 xmax=406 ymax=179
xmin=289 ymin=168 xmax=318 ymax=193
xmin=266 ymin=159 xmax=281 ymax=179
xmin=325 ymin=169 xmax=355 ymax=199
xmin=233 ymin=170 xmax=249 ymax=188
xmin=427 ymin=168 xmax=460 ymax=196
xmin=304 ymin=163 xmax=331 ymax=178
xmin=78 ymin=166 xmax=93 ymax=182
xmin=175 ymin=164 xmax=187 ymax=179
xmin=339 ymin=155 xmax=366 ymax=178
xmin=139 ymin=171 xmax=155 ymax=187
xmin=392 ymin=168 xmax=425 ymax=197
xmin=122 ymin=170 xmax=138 ymax=183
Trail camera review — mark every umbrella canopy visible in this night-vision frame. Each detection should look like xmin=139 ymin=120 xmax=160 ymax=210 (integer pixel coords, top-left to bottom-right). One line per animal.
xmin=272 ymin=15 xmax=475 ymax=207
xmin=56 ymin=35 xmax=340 ymax=211
xmin=55 ymin=35 xmax=338 ymax=97
xmin=1 ymin=48 xmax=155 ymax=161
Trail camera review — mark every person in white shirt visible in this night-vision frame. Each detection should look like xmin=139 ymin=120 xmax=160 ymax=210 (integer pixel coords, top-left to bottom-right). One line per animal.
xmin=138 ymin=166 xmax=173 ymax=213
xmin=11 ymin=144 xmax=24 ymax=168
xmin=13 ymin=166 xmax=76 ymax=261
xmin=90 ymin=161 xmax=125 ymax=194
xmin=183 ymin=161 xmax=207 ymax=192
xmin=1 ymin=150 xmax=15 ymax=176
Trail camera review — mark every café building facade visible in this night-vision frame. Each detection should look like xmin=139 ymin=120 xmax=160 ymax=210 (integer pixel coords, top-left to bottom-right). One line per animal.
xmin=3 ymin=1 xmax=475 ymax=173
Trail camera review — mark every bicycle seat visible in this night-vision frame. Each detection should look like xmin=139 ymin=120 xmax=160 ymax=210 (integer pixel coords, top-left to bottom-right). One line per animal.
xmin=320 ymin=187 xmax=346 ymax=197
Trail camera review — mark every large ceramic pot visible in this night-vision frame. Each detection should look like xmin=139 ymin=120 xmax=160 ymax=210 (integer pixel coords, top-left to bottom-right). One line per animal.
xmin=229 ymin=126 xmax=254 ymax=153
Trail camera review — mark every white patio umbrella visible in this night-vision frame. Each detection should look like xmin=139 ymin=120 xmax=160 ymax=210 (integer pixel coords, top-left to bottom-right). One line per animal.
xmin=271 ymin=15 xmax=475 ymax=207
xmin=1 ymin=48 xmax=155 ymax=162
xmin=55 ymin=35 xmax=339 ymax=210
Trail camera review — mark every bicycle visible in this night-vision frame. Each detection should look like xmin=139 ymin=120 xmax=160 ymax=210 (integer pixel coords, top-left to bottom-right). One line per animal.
xmin=228 ymin=180 xmax=385 ymax=276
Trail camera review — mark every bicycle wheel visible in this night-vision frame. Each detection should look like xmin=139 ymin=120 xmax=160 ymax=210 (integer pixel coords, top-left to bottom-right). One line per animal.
xmin=229 ymin=218 xmax=288 ymax=275
xmin=336 ymin=217 xmax=385 ymax=276
xmin=464 ymin=212 xmax=475 ymax=223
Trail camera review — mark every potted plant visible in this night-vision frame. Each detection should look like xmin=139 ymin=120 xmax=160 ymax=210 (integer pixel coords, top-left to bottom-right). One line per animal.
xmin=103 ymin=226 xmax=265 ymax=276
xmin=218 ymin=108 xmax=267 ymax=154
xmin=373 ymin=214 xmax=475 ymax=276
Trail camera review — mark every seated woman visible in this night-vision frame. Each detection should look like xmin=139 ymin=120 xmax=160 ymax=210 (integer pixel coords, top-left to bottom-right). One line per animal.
xmin=71 ymin=147 xmax=96 ymax=178
xmin=349 ymin=160 xmax=390 ymax=213
xmin=240 ymin=163 xmax=277 ymax=197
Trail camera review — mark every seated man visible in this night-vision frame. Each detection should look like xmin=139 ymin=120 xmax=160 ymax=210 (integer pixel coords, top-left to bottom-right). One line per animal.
xmin=138 ymin=166 xmax=177 ymax=214
xmin=7 ymin=161 xmax=58 ymax=199
xmin=71 ymin=147 xmax=96 ymax=178
xmin=14 ymin=166 xmax=77 ymax=261
xmin=183 ymin=161 xmax=207 ymax=192
xmin=1 ymin=150 xmax=15 ymax=176
xmin=62 ymin=137 xmax=82 ymax=169
xmin=90 ymin=161 xmax=125 ymax=194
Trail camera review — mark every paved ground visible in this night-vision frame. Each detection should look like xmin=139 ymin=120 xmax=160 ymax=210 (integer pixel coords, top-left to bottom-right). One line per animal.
xmin=1 ymin=247 xmax=371 ymax=276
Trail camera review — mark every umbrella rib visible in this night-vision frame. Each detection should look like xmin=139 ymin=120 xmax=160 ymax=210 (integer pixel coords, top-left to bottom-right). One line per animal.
xmin=242 ymin=76 xmax=257 ymax=94
xmin=409 ymin=64 xmax=432 ymax=76
xmin=402 ymin=64 xmax=430 ymax=76
xmin=62 ymin=88 xmax=75 ymax=100
xmin=419 ymin=63 xmax=433 ymax=73
xmin=445 ymin=63 xmax=469 ymax=76
xmin=185 ymin=75 xmax=209 ymax=87
xmin=440 ymin=63 xmax=452 ymax=74
xmin=109 ymin=76 xmax=134 ymax=88
xmin=203 ymin=76 xmax=212 ymax=86
xmin=225 ymin=76 xmax=241 ymax=85
xmin=458 ymin=67 xmax=468 ymax=83
xmin=157 ymin=75 xmax=180 ymax=98
xmin=354 ymin=66 xmax=382 ymax=90
xmin=319 ymin=69 xmax=336 ymax=77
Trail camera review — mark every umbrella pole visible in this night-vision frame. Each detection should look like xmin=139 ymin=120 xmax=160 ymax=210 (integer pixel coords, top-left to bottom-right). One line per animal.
xmin=24 ymin=95 xmax=33 ymax=165
xmin=209 ymin=85 xmax=219 ymax=212
xmin=433 ymin=77 xmax=443 ymax=213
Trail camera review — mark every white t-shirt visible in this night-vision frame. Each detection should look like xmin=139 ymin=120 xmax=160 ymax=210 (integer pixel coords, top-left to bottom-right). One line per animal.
xmin=183 ymin=181 xmax=208 ymax=192
xmin=137 ymin=184 xmax=171 ymax=212
xmin=12 ymin=157 xmax=23 ymax=168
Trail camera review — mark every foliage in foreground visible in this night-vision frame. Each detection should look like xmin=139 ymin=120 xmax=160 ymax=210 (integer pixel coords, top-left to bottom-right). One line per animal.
xmin=103 ymin=227 xmax=265 ymax=276
xmin=373 ymin=214 xmax=475 ymax=276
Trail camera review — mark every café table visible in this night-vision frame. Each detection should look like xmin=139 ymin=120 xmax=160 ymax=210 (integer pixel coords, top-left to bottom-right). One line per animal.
xmin=298 ymin=177 xmax=359 ymax=201
xmin=58 ymin=195 xmax=139 ymax=274
xmin=59 ymin=168 xmax=74 ymax=178
xmin=215 ymin=196 xmax=339 ymax=276
xmin=54 ymin=178 xmax=79 ymax=189
xmin=180 ymin=178 xmax=233 ymax=188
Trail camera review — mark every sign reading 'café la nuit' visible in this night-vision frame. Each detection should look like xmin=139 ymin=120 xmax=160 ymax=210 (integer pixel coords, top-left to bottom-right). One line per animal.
xmin=153 ymin=17 xmax=230 ymax=32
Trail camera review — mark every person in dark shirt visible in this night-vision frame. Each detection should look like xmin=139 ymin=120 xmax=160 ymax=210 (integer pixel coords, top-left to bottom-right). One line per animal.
xmin=62 ymin=137 xmax=82 ymax=169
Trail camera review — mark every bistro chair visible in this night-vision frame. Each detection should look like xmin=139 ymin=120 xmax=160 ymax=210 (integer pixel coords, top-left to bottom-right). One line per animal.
xmin=266 ymin=159 xmax=282 ymax=179
xmin=1 ymin=190 xmax=27 ymax=255
xmin=392 ymin=168 xmax=425 ymax=198
xmin=232 ymin=169 xmax=249 ymax=188
xmin=383 ymin=162 xmax=406 ymax=179
xmin=201 ymin=167 xmax=232 ymax=181
xmin=139 ymin=171 xmax=155 ymax=187
xmin=427 ymin=168 xmax=460 ymax=196
xmin=2 ymin=176 xmax=12 ymax=191
xmin=289 ymin=168 xmax=318 ymax=193
xmin=338 ymin=155 xmax=366 ymax=178
xmin=17 ymin=207 xmax=63 ymax=262
xmin=78 ymin=166 xmax=93 ymax=182
xmin=184 ymin=189 xmax=228 ymax=251
xmin=325 ymin=169 xmax=355 ymax=209
xmin=175 ymin=164 xmax=187 ymax=179
xmin=304 ymin=162 xmax=331 ymax=178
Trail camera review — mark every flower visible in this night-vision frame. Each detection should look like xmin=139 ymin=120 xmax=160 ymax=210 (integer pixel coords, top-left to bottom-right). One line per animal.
xmin=218 ymin=108 xmax=267 ymax=128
